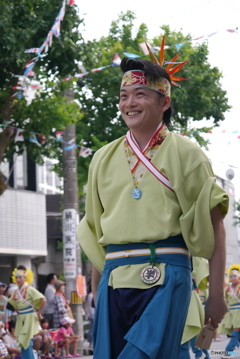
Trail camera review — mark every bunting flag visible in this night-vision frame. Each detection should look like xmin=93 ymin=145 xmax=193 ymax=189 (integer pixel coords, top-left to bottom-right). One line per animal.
xmin=139 ymin=43 xmax=153 ymax=56
xmin=38 ymin=134 xmax=47 ymax=144
xmin=56 ymin=131 xmax=64 ymax=141
xmin=25 ymin=48 xmax=40 ymax=54
xmin=1 ymin=123 xmax=94 ymax=156
xmin=207 ymin=31 xmax=218 ymax=37
xmin=227 ymin=29 xmax=238 ymax=33
xmin=62 ymin=54 xmax=121 ymax=81
xmin=13 ymin=0 xmax=74 ymax=98
xmin=62 ymin=28 xmax=238 ymax=83
xmin=64 ymin=144 xmax=77 ymax=151
xmin=123 ymin=52 xmax=140 ymax=58
xmin=175 ymin=43 xmax=185 ymax=50
xmin=112 ymin=53 xmax=121 ymax=66
xmin=29 ymin=134 xmax=40 ymax=146
xmin=78 ymin=146 xmax=93 ymax=158
xmin=14 ymin=129 xmax=24 ymax=142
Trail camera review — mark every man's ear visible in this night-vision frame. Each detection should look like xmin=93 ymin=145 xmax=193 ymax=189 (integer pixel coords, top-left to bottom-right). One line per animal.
xmin=162 ymin=96 xmax=171 ymax=111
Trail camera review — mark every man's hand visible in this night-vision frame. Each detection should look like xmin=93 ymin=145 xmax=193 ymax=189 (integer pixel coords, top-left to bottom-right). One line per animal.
xmin=204 ymin=295 xmax=227 ymax=329
xmin=37 ymin=311 xmax=43 ymax=320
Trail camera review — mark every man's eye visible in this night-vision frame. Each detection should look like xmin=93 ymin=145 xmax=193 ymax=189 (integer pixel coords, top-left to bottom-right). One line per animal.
xmin=137 ymin=92 xmax=144 ymax=96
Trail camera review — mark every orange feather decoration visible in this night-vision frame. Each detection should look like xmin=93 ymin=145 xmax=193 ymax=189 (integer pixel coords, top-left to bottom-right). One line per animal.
xmin=145 ymin=35 xmax=189 ymax=86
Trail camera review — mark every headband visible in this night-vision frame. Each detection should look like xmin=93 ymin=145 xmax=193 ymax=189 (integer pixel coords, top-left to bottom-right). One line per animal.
xmin=121 ymin=70 xmax=171 ymax=96
xmin=12 ymin=267 xmax=34 ymax=284
xmin=120 ymin=35 xmax=189 ymax=97
xmin=230 ymin=270 xmax=240 ymax=277
xmin=14 ymin=270 xmax=27 ymax=277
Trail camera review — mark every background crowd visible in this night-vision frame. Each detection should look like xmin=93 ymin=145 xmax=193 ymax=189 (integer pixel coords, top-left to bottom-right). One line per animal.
xmin=0 ymin=269 xmax=94 ymax=359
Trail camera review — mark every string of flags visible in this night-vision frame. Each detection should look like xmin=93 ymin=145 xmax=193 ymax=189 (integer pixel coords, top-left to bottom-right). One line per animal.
xmin=61 ymin=28 xmax=238 ymax=81
xmin=12 ymin=0 xmax=75 ymax=99
xmin=0 ymin=124 xmax=93 ymax=158
xmin=12 ymin=16 xmax=238 ymax=95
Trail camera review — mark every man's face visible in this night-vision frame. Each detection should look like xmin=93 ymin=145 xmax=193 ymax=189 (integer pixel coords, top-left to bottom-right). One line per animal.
xmin=119 ymin=84 xmax=170 ymax=134
xmin=52 ymin=275 xmax=57 ymax=284
xmin=16 ymin=276 xmax=25 ymax=287
xmin=230 ymin=274 xmax=239 ymax=285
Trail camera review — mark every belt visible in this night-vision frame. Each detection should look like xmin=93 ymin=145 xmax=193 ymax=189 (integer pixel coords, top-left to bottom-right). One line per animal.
xmin=18 ymin=306 xmax=35 ymax=314
xmin=229 ymin=304 xmax=240 ymax=310
xmin=106 ymin=246 xmax=190 ymax=260
xmin=105 ymin=235 xmax=192 ymax=270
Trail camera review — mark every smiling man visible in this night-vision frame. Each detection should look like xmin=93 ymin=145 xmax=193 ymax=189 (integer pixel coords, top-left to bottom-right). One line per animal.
xmin=77 ymin=57 xmax=229 ymax=359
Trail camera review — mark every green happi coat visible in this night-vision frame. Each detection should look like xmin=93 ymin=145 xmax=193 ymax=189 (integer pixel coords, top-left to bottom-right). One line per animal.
xmin=8 ymin=285 xmax=44 ymax=349
xmin=77 ymin=132 xmax=229 ymax=289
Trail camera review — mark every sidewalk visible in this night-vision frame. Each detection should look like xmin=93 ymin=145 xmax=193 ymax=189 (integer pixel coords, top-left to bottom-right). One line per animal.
xmin=79 ymin=335 xmax=240 ymax=358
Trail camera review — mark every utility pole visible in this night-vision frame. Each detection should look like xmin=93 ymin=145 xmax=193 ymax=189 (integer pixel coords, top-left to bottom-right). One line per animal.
xmin=62 ymin=89 xmax=84 ymax=353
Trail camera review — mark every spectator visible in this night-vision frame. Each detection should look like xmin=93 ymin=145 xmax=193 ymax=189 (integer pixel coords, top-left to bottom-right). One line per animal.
xmin=0 ymin=283 xmax=7 ymax=323
xmin=2 ymin=320 xmax=21 ymax=359
xmin=53 ymin=281 xmax=68 ymax=329
xmin=43 ymin=274 xmax=57 ymax=329
xmin=0 ymin=339 xmax=8 ymax=359
xmin=54 ymin=317 xmax=82 ymax=358
xmin=32 ymin=318 xmax=52 ymax=358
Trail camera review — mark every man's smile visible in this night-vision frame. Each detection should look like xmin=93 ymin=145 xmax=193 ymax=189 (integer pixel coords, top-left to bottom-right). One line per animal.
xmin=126 ymin=111 xmax=142 ymax=116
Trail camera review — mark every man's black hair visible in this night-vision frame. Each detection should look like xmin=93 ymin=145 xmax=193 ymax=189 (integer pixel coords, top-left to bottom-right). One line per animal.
xmin=17 ymin=265 xmax=27 ymax=271
xmin=120 ymin=57 xmax=172 ymax=127
xmin=47 ymin=273 xmax=56 ymax=284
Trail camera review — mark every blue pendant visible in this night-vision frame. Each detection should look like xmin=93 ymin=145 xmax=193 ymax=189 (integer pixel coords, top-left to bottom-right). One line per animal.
xmin=132 ymin=188 xmax=142 ymax=199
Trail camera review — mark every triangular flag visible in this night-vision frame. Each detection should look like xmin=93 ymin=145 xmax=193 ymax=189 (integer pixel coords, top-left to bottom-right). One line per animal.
xmin=56 ymin=131 xmax=64 ymax=141
xmin=112 ymin=53 xmax=121 ymax=66
xmin=65 ymin=144 xmax=77 ymax=151
xmin=15 ymin=129 xmax=24 ymax=142
xmin=29 ymin=134 xmax=40 ymax=146
xmin=123 ymin=52 xmax=140 ymax=59
xmin=78 ymin=146 xmax=93 ymax=158
xmin=139 ymin=43 xmax=151 ymax=56
xmin=38 ymin=134 xmax=47 ymax=144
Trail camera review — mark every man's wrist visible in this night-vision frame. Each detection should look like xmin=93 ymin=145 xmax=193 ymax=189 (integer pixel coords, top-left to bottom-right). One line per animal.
xmin=208 ymin=291 xmax=224 ymax=299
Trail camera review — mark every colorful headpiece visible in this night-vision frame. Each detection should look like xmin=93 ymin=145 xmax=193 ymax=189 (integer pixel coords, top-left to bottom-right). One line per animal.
xmin=12 ymin=267 xmax=34 ymax=285
xmin=227 ymin=264 xmax=240 ymax=278
xmin=120 ymin=35 xmax=189 ymax=97
xmin=121 ymin=70 xmax=171 ymax=96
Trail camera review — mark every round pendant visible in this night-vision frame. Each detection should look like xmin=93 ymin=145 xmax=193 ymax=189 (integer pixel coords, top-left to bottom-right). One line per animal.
xmin=141 ymin=266 xmax=161 ymax=284
xmin=132 ymin=188 xmax=142 ymax=199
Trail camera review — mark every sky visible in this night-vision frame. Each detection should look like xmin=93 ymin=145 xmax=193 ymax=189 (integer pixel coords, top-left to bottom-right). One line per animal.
xmin=76 ymin=0 xmax=240 ymax=196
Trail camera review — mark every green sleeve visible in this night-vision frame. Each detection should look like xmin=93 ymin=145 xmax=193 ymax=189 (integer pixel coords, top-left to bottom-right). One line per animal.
xmin=77 ymin=156 xmax=106 ymax=273
xmin=27 ymin=287 xmax=45 ymax=309
xmin=176 ymin=160 xmax=229 ymax=259
xmin=192 ymin=257 xmax=209 ymax=290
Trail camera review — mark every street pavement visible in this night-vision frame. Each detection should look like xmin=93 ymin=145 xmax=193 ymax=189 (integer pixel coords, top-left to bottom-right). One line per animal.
xmin=80 ymin=334 xmax=240 ymax=358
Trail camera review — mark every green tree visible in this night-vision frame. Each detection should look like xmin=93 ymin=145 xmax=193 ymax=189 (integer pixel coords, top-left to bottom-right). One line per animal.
xmin=0 ymin=0 xmax=84 ymax=194
xmin=76 ymin=12 xmax=230 ymax=171
xmin=233 ymin=200 xmax=240 ymax=226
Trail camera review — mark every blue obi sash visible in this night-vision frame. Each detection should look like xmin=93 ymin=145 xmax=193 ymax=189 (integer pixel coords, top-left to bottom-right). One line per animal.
xmin=93 ymin=234 xmax=192 ymax=359
xmin=229 ymin=303 xmax=240 ymax=310
xmin=105 ymin=234 xmax=191 ymax=270
xmin=18 ymin=306 xmax=35 ymax=315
